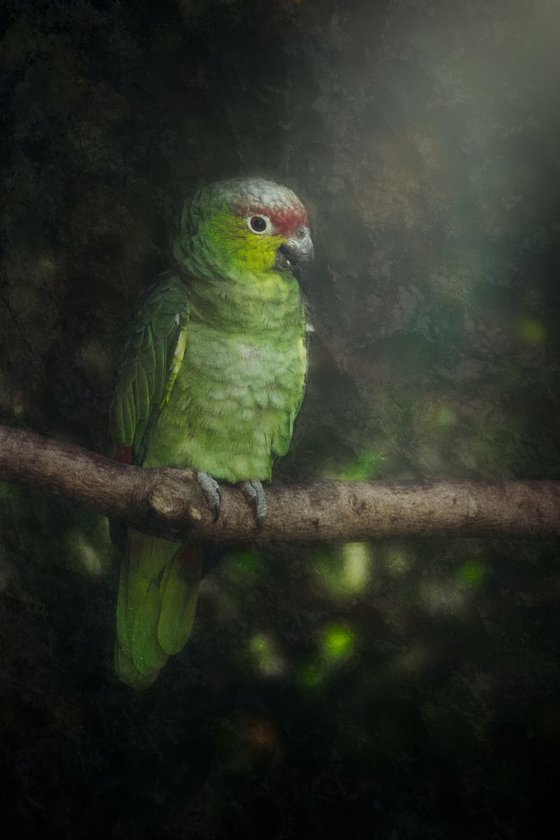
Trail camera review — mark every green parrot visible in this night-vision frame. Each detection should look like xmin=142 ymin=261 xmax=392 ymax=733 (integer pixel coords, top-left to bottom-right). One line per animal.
xmin=110 ymin=177 xmax=314 ymax=688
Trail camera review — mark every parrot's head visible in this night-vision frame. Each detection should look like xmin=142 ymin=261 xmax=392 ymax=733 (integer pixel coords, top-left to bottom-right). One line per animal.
xmin=174 ymin=177 xmax=314 ymax=284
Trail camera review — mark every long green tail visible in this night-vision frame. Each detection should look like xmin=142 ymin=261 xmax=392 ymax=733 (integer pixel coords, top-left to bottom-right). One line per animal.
xmin=115 ymin=530 xmax=203 ymax=689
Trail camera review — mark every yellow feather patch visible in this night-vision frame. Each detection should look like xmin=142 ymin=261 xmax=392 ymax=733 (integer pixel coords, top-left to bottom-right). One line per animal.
xmin=161 ymin=324 xmax=188 ymax=408
xmin=210 ymin=210 xmax=286 ymax=277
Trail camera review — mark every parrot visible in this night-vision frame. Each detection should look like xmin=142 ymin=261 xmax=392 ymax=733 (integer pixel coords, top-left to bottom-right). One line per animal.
xmin=110 ymin=177 xmax=314 ymax=688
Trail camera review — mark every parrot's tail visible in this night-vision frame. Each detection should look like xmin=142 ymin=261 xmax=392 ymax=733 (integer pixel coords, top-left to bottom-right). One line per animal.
xmin=114 ymin=529 xmax=203 ymax=689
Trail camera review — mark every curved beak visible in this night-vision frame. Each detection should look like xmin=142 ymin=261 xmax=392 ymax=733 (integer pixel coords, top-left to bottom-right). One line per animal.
xmin=274 ymin=226 xmax=314 ymax=279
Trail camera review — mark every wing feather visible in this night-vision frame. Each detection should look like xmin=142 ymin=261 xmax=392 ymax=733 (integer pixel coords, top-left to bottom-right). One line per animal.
xmin=110 ymin=273 xmax=189 ymax=465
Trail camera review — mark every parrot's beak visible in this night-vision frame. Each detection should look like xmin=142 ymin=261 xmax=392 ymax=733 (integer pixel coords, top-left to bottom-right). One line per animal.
xmin=275 ymin=227 xmax=314 ymax=279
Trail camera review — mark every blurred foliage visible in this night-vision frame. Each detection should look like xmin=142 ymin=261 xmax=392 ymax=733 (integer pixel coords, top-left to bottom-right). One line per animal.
xmin=1 ymin=0 xmax=560 ymax=837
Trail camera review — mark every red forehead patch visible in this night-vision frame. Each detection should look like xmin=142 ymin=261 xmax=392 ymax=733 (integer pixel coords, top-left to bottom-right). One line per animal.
xmin=236 ymin=203 xmax=308 ymax=237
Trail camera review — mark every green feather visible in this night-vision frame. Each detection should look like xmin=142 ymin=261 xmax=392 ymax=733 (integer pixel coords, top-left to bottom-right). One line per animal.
xmin=110 ymin=275 xmax=190 ymax=452
xmin=133 ymin=359 xmax=150 ymax=423
xmin=111 ymin=178 xmax=311 ymax=688
xmin=138 ymin=329 xmax=157 ymax=395
xmin=152 ymin=336 xmax=166 ymax=398
xmin=158 ymin=548 xmax=203 ymax=655
xmin=116 ymin=530 xmax=177 ymax=684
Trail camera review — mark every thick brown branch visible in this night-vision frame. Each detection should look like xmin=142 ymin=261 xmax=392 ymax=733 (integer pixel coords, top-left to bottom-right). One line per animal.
xmin=0 ymin=425 xmax=559 ymax=543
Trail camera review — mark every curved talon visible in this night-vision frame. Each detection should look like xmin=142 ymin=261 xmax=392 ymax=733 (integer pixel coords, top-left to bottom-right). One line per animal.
xmin=240 ymin=479 xmax=268 ymax=527
xmin=195 ymin=470 xmax=222 ymax=521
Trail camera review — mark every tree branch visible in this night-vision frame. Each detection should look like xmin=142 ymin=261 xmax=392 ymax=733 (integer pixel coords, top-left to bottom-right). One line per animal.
xmin=0 ymin=425 xmax=559 ymax=544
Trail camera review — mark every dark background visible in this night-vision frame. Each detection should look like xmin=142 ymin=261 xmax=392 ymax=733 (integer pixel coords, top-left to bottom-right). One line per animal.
xmin=1 ymin=1 xmax=560 ymax=837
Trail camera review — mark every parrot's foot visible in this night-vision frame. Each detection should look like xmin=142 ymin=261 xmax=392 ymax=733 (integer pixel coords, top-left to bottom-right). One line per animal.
xmin=240 ymin=479 xmax=268 ymax=527
xmin=195 ymin=471 xmax=222 ymax=521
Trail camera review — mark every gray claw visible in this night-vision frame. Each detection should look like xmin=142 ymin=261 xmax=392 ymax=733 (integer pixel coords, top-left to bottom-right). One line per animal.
xmin=196 ymin=471 xmax=222 ymax=520
xmin=240 ymin=479 xmax=268 ymax=527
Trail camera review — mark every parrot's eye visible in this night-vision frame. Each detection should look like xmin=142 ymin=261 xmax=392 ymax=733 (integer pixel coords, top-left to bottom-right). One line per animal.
xmin=248 ymin=215 xmax=272 ymax=234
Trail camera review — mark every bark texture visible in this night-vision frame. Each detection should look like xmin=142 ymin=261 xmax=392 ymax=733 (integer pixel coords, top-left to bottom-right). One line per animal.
xmin=1 ymin=425 xmax=558 ymax=543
